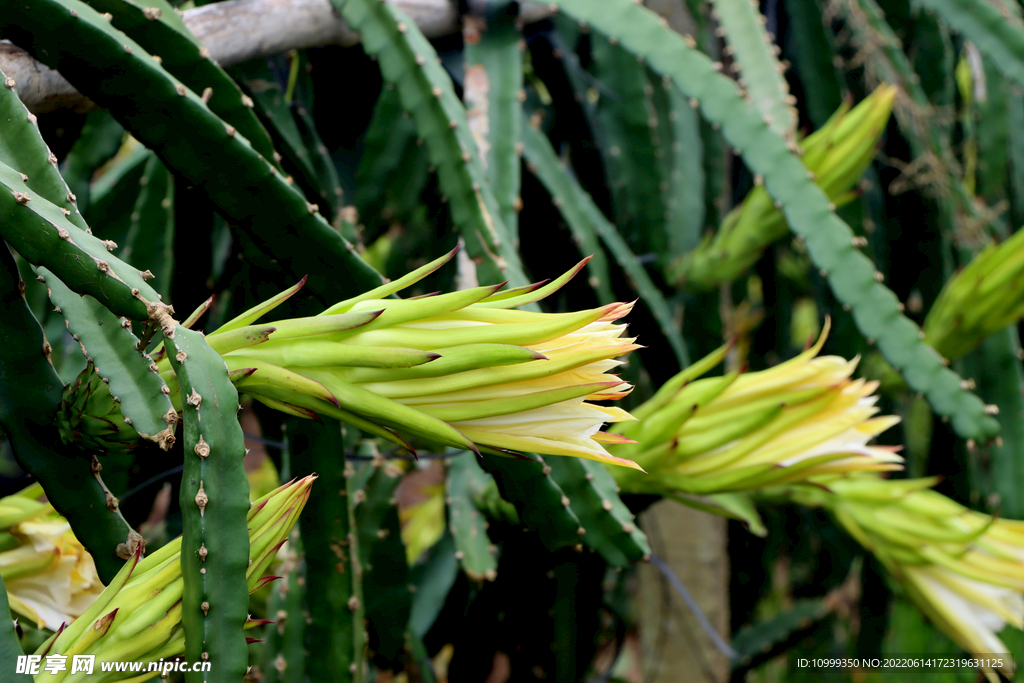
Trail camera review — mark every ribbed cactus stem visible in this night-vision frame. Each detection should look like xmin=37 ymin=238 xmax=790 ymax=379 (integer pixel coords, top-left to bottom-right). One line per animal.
xmin=330 ymin=0 xmax=528 ymax=289
xmin=259 ymin=532 xmax=306 ymax=683
xmin=446 ymin=453 xmax=499 ymax=581
xmin=289 ymin=418 xmax=366 ymax=683
xmin=0 ymin=67 xmax=87 ymax=231
xmin=165 ymin=325 xmax=251 ymax=682
xmin=0 ymin=0 xmax=385 ymax=309
xmin=353 ymin=449 xmax=413 ymax=667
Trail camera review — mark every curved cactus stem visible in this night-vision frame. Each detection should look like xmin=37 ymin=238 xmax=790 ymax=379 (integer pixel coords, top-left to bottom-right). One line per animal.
xmin=916 ymin=0 xmax=1024 ymax=90
xmin=551 ymin=559 xmax=584 ymax=682
xmin=974 ymin=58 xmax=1010 ymax=206
xmin=589 ymin=34 xmax=668 ymax=257
xmin=652 ymin=74 xmax=705 ymax=262
xmin=785 ymin=0 xmax=844 ymax=128
xmin=0 ymin=158 xmax=163 ymax=322
xmin=330 ymin=0 xmax=529 ymax=289
xmin=0 ymin=66 xmax=172 ymax=329
xmin=711 ymin=0 xmax=796 ymax=142
xmin=0 ymin=0 xmax=384 ymax=306
xmin=730 ymin=597 xmax=830 ymax=668
xmin=960 ymin=326 xmax=1024 ymax=517
xmin=0 ymin=69 xmax=87 ymax=230
xmin=837 ymin=0 xmax=991 ymax=240
xmin=259 ymin=532 xmax=306 ymax=683
xmin=355 ymin=85 xmax=430 ymax=242
xmin=232 ymin=56 xmax=337 ymax=218
xmin=408 ymin=530 xmax=459 ymax=640
xmin=405 ymin=632 xmax=439 ymax=683
xmin=445 ymin=452 xmax=498 ymax=581
xmin=164 ymin=325 xmax=251 ymax=683
xmin=87 ymin=146 xmax=154 ymax=246
xmin=289 ymin=61 xmax=346 ymax=218
xmin=522 ymin=124 xmax=615 ymax=305
xmin=288 ymin=418 xmax=365 ymax=683
xmin=0 ymin=243 xmax=141 ymax=583
xmin=83 ymin=0 xmax=282 ymax=169
xmin=39 ymin=268 xmax=176 ymax=449
xmin=543 ymin=0 xmax=1000 ymax=442
xmin=544 ymin=456 xmax=649 ymax=566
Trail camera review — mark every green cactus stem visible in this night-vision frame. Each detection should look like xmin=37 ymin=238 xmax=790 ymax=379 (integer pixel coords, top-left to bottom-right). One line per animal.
xmin=165 ymin=324 xmax=251 ymax=683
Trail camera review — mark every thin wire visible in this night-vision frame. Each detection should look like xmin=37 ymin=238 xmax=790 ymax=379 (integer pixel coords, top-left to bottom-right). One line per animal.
xmin=242 ymin=432 xmax=287 ymax=450
xmin=240 ymin=432 xmax=454 ymax=460
xmin=648 ymin=553 xmax=737 ymax=660
xmin=112 ymin=433 xmax=457 ymax=505
xmin=117 ymin=465 xmax=183 ymax=502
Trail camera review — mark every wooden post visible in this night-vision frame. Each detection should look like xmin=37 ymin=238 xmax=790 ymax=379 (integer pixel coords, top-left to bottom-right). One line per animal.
xmin=636 ymin=500 xmax=730 ymax=683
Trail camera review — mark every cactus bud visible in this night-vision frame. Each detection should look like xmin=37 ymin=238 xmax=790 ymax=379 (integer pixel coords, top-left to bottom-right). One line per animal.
xmin=157 ymin=251 xmax=641 ymax=469
xmin=40 ymin=477 xmax=314 ymax=670
xmin=608 ymin=319 xmax=902 ymax=494
xmin=785 ymin=474 xmax=1022 ymax=679
xmin=670 ymin=85 xmax=896 ymax=289
xmin=56 ymin=361 xmax=142 ymax=454
xmin=923 ymin=226 xmax=1024 ymax=361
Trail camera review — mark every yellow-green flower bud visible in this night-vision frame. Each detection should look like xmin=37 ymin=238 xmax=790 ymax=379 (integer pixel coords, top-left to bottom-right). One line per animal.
xmin=56 ymin=362 xmax=141 ymax=455
xmin=670 ymin=84 xmax=896 ymax=289
xmin=786 ymin=474 xmax=1022 ymax=681
xmin=608 ymin=320 xmax=902 ymax=494
xmin=923 ymin=226 xmax=1024 ymax=361
xmin=159 ymin=251 xmax=641 ymax=469
xmin=35 ymin=476 xmax=314 ymax=676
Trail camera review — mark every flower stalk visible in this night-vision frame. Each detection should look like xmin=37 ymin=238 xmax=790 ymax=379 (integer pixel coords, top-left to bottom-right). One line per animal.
xmin=669 ymin=85 xmax=896 ymax=289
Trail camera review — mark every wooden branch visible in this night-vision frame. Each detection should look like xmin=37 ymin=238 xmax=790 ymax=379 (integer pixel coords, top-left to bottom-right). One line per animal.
xmin=3 ymin=0 xmax=553 ymax=113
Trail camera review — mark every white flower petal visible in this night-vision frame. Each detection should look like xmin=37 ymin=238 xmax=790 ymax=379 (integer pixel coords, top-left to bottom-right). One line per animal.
xmin=907 ymin=566 xmax=1017 ymax=654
